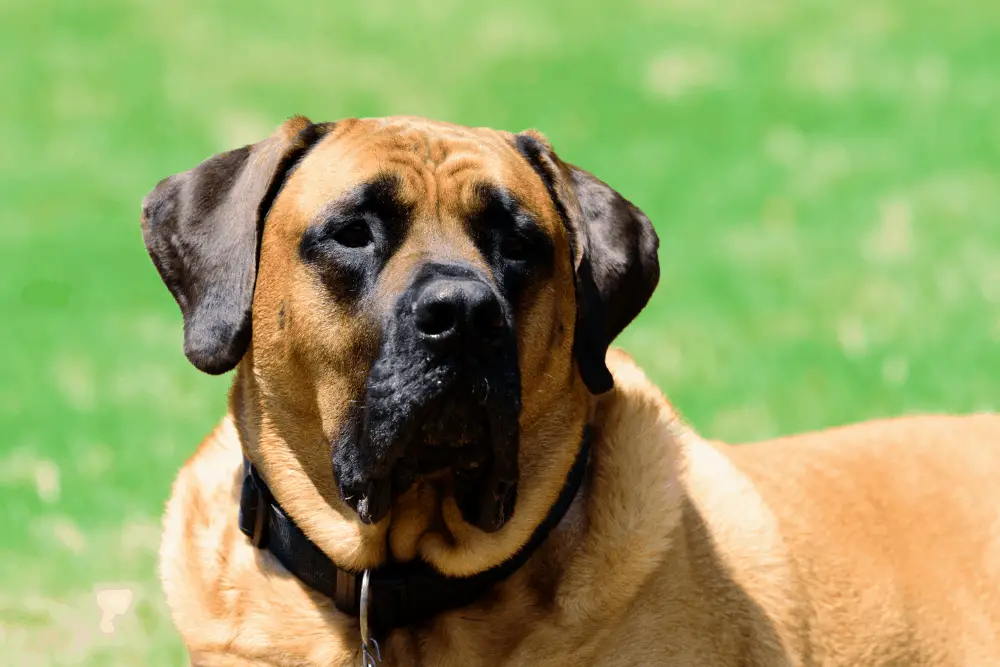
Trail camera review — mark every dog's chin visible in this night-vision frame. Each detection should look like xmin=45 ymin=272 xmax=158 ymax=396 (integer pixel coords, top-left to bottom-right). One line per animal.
xmin=396 ymin=413 xmax=520 ymax=534
xmin=332 ymin=360 xmax=521 ymax=533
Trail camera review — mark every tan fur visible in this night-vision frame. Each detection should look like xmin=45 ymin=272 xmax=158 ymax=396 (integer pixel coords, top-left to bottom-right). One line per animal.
xmin=157 ymin=117 xmax=1000 ymax=665
xmin=163 ymin=351 xmax=1000 ymax=665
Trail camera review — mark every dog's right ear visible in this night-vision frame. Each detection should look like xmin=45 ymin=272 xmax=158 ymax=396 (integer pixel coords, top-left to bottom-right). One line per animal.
xmin=141 ymin=117 xmax=334 ymax=374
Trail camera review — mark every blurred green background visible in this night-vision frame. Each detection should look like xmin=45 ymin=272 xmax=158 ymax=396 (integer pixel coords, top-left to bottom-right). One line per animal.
xmin=1 ymin=0 xmax=998 ymax=663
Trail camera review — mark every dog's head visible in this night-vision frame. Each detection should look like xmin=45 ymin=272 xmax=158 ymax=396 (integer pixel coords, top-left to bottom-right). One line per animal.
xmin=142 ymin=116 xmax=658 ymax=568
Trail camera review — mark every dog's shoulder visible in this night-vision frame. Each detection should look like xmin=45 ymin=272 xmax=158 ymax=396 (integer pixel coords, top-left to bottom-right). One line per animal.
xmin=159 ymin=418 xmax=246 ymax=654
xmin=586 ymin=351 xmax=807 ymax=664
xmin=159 ymin=417 xmax=356 ymax=665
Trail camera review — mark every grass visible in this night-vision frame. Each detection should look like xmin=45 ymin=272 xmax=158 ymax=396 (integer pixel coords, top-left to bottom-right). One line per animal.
xmin=1 ymin=0 xmax=998 ymax=663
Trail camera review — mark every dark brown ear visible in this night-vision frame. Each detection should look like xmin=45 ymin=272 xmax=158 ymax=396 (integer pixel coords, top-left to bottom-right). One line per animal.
xmin=140 ymin=117 xmax=333 ymax=374
xmin=515 ymin=131 xmax=660 ymax=394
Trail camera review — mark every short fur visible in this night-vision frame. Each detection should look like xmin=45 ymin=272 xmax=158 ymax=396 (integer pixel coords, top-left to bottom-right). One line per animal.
xmin=147 ymin=116 xmax=1000 ymax=666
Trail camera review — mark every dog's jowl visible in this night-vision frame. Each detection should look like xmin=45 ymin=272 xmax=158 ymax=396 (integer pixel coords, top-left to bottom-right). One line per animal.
xmin=145 ymin=116 xmax=1000 ymax=667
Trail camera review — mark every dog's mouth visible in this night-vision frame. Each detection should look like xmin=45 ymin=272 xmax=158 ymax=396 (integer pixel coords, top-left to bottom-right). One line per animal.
xmin=332 ymin=318 xmax=521 ymax=533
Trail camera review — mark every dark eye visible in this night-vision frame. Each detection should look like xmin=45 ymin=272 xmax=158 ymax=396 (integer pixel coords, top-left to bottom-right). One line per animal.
xmin=499 ymin=234 xmax=529 ymax=261
xmin=333 ymin=221 xmax=373 ymax=248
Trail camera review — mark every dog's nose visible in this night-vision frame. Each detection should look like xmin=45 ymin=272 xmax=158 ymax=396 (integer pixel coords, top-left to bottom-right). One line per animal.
xmin=413 ymin=278 xmax=504 ymax=344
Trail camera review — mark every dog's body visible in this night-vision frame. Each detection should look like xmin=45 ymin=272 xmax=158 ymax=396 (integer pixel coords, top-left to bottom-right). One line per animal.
xmin=144 ymin=116 xmax=1000 ymax=666
xmin=162 ymin=357 xmax=1000 ymax=666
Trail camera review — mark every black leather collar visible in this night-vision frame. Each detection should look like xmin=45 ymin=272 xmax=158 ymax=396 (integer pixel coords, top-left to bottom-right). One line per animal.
xmin=239 ymin=430 xmax=591 ymax=635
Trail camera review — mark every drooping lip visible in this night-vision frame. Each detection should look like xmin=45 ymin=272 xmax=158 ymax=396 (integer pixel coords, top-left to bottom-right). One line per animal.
xmin=331 ymin=289 xmax=524 ymax=529
xmin=333 ymin=370 xmax=521 ymax=530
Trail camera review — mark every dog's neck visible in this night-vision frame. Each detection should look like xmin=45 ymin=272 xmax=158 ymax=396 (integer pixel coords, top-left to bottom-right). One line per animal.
xmin=228 ymin=355 xmax=594 ymax=575
xmin=237 ymin=426 xmax=593 ymax=635
xmin=178 ymin=350 xmax=700 ymax=665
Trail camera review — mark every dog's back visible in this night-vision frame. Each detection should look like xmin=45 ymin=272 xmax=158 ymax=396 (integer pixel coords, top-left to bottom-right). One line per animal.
xmin=723 ymin=415 xmax=1000 ymax=664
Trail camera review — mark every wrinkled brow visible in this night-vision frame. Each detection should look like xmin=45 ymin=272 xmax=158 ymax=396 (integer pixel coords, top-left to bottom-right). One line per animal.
xmin=469 ymin=182 xmax=542 ymax=232
xmin=320 ymin=172 xmax=413 ymax=224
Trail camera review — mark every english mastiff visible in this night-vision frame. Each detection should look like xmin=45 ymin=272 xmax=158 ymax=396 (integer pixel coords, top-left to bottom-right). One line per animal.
xmin=143 ymin=116 xmax=1000 ymax=666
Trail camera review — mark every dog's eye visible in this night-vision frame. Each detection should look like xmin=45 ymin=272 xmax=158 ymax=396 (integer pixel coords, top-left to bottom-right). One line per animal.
xmin=499 ymin=235 xmax=528 ymax=262
xmin=333 ymin=221 xmax=373 ymax=248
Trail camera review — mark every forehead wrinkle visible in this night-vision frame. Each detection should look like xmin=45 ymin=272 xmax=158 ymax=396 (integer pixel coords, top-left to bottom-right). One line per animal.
xmin=376 ymin=156 xmax=429 ymax=204
xmin=431 ymin=164 xmax=494 ymax=227
xmin=324 ymin=118 xmax=522 ymax=175
xmin=375 ymin=116 xmax=496 ymax=144
xmin=436 ymin=152 xmax=490 ymax=180
xmin=437 ymin=164 xmax=487 ymax=213
xmin=301 ymin=120 xmax=558 ymax=233
xmin=452 ymin=156 xmax=554 ymax=231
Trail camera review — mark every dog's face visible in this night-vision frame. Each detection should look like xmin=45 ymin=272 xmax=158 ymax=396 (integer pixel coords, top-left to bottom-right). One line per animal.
xmin=142 ymin=116 xmax=658 ymax=558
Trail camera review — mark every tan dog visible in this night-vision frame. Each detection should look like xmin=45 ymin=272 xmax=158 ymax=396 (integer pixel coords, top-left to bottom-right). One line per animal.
xmin=143 ymin=116 xmax=1000 ymax=666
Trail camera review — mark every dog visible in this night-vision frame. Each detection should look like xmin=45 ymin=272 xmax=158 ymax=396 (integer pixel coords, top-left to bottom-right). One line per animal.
xmin=143 ymin=116 xmax=1000 ymax=666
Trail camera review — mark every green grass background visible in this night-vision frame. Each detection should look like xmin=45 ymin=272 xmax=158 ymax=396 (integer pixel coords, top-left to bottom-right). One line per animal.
xmin=1 ymin=0 xmax=998 ymax=663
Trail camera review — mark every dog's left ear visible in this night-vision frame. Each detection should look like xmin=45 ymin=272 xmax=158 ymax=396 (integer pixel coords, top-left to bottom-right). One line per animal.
xmin=515 ymin=131 xmax=660 ymax=394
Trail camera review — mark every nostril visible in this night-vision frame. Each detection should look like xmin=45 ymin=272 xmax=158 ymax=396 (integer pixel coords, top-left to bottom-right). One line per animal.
xmin=416 ymin=299 xmax=457 ymax=337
